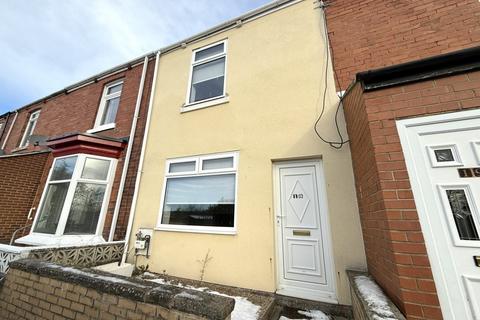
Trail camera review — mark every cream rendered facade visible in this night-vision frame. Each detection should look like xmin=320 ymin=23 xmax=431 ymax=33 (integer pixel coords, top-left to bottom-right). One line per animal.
xmin=129 ymin=0 xmax=366 ymax=304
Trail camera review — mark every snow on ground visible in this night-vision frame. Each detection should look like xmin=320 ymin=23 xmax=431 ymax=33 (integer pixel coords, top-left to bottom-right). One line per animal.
xmin=149 ymin=277 xmax=260 ymax=320
xmin=354 ymin=275 xmax=396 ymax=320
xmin=279 ymin=309 xmax=330 ymax=320
xmin=298 ymin=310 xmax=330 ymax=319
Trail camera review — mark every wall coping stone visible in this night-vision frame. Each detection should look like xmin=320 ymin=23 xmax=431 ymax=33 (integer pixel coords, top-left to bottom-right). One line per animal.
xmin=347 ymin=270 xmax=406 ymax=320
xmin=10 ymin=259 xmax=235 ymax=320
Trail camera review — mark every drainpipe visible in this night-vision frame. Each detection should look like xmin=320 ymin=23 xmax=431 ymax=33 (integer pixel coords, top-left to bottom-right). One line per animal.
xmin=121 ymin=51 xmax=160 ymax=264
xmin=108 ymin=56 xmax=150 ymax=242
xmin=0 ymin=112 xmax=11 ymax=145
xmin=1 ymin=111 xmax=18 ymax=150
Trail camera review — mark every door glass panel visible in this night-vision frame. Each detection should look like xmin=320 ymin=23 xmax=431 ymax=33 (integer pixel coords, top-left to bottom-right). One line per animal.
xmin=64 ymin=183 xmax=106 ymax=234
xmin=81 ymin=158 xmax=110 ymax=180
xmin=434 ymin=149 xmax=455 ymax=162
xmin=446 ymin=189 xmax=480 ymax=241
xmin=33 ymin=183 xmax=69 ymax=234
xmin=50 ymin=156 xmax=77 ymax=180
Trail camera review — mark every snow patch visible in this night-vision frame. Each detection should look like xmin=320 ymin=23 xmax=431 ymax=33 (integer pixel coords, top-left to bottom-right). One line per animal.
xmin=176 ymin=291 xmax=202 ymax=300
xmin=49 ymin=264 xmax=147 ymax=287
xmin=279 ymin=309 xmax=330 ymax=320
xmin=354 ymin=275 xmax=396 ymax=320
xmin=147 ymin=277 xmax=260 ymax=320
xmin=298 ymin=309 xmax=330 ymax=320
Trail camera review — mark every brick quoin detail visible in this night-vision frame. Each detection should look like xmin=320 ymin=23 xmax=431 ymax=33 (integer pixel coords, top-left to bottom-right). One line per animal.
xmin=325 ymin=0 xmax=480 ymax=90
xmin=343 ymin=71 xmax=480 ymax=319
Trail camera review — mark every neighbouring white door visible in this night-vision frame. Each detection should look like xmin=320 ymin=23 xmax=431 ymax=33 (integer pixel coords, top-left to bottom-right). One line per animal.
xmin=274 ymin=160 xmax=336 ymax=303
xmin=397 ymin=109 xmax=480 ymax=320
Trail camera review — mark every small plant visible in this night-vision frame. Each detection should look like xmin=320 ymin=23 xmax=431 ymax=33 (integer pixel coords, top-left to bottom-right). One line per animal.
xmin=197 ymin=249 xmax=213 ymax=283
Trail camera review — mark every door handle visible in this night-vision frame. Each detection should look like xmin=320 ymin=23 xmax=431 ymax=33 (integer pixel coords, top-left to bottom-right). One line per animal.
xmin=474 ymin=256 xmax=480 ymax=267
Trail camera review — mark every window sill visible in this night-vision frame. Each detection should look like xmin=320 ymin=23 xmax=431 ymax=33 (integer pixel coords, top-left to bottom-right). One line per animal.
xmin=11 ymin=146 xmax=28 ymax=153
xmin=87 ymin=123 xmax=116 ymax=134
xmin=181 ymin=96 xmax=229 ymax=113
xmin=155 ymin=225 xmax=237 ymax=235
xmin=15 ymin=233 xmax=106 ymax=246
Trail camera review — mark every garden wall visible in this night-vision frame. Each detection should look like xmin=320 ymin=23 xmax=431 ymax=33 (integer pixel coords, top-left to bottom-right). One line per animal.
xmin=0 ymin=259 xmax=234 ymax=320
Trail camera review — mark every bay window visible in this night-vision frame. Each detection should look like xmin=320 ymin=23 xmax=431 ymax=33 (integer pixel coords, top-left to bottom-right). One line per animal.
xmin=32 ymin=154 xmax=116 ymax=238
xmin=158 ymin=152 xmax=238 ymax=234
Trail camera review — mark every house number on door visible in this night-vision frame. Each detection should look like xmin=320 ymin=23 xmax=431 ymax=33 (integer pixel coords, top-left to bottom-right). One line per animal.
xmin=292 ymin=194 xmax=304 ymax=199
xmin=458 ymin=168 xmax=480 ymax=178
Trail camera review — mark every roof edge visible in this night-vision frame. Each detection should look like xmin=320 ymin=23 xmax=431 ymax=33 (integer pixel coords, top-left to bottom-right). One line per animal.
xmin=4 ymin=0 xmax=301 ymax=116
xmin=356 ymin=46 xmax=480 ymax=91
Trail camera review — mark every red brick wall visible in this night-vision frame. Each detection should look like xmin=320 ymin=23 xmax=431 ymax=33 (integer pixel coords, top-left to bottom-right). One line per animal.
xmin=0 ymin=152 xmax=51 ymax=243
xmin=103 ymin=61 xmax=156 ymax=240
xmin=1 ymin=63 xmax=146 ymax=153
xmin=0 ymin=58 xmax=155 ymax=242
xmin=343 ymin=71 xmax=480 ymax=319
xmin=325 ymin=0 xmax=480 ymax=90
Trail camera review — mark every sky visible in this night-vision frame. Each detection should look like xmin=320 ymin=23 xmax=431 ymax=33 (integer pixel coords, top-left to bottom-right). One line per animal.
xmin=0 ymin=0 xmax=271 ymax=114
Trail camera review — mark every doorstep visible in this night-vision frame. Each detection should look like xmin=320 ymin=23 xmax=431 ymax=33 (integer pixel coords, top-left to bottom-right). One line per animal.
xmin=137 ymin=272 xmax=353 ymax=320
xmin=273 ymin=295 xmax=353 ymax=319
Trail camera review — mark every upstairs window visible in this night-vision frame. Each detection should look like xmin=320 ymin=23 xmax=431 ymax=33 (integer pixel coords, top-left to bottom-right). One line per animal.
xmin=187 ymin=40 xmax=227 ymax=105
xmin=19 ymin=110 xmax=40 ymax=148
xmin=158 ymin=152 xmax=238 ymax=234
xmin=92 ymin=80 xmax=123 ymax=131
xmin=33 ymin=154 xmax=116 ymax=236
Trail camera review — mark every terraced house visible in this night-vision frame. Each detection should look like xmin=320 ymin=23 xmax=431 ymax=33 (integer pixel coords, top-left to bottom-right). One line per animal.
xmin=0 ymin=55 xmax=156 ymax=247
xmin=1 ymin=0 xmax=480 ymax=319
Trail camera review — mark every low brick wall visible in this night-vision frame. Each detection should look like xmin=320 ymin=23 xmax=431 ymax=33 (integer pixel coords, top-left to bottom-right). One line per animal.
xmin=347 ymin=270 xmax=405 ymax=320
xmin=0 ymin=259 xmax=234 ymax=320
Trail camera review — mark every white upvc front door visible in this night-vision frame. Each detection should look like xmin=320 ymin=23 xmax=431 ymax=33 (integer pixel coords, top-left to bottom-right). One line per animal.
xmin=397 ymin=109 xmax=480 ymax=320
xmin=273 ymin=159 xmax=336 ymax=303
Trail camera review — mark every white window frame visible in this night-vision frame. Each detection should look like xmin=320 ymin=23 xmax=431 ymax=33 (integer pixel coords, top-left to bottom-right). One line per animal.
xmin=19 ymin=110 xmax=40 ymax=148
xmin=183 ymin=40 xmax=229 ymax=112
xmin=17 ymin=153 xmax=117 ymax=246
xmin=156 ymin=151 xmax=239 ymax=235
xmin=88 ymin=80 xmax=123 ymax=133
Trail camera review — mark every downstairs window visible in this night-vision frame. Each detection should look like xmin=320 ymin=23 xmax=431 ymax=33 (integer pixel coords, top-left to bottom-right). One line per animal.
xmin=158 ymin=152 xmax=238 ymax=234
xmin=33 ymin=154 xmax=116 ymax=237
